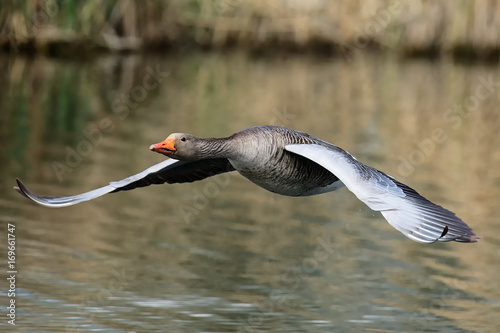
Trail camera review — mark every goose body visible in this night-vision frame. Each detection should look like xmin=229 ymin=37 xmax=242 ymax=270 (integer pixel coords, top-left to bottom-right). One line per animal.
xmin=222 ymin=126 xmax=343 ymax=196
xmin=15 ymin=125 xmax=478 ymax=244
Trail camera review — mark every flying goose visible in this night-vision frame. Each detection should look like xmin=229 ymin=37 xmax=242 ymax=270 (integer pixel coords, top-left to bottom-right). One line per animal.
xmin=14 ymin=126 xmax=478 ymax=244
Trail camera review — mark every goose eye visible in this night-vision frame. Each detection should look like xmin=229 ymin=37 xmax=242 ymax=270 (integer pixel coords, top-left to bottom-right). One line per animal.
xmin=181 ymin=137 xmax=187 ymax=142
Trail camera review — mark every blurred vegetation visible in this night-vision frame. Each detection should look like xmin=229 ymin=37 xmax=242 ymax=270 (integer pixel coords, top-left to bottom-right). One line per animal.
xmin=1 ymin=0 xmax=500 ymax=59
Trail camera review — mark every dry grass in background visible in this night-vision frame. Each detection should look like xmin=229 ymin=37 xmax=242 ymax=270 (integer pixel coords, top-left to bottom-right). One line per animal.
xmin=1 ymin=0 xmax=500 ymax=59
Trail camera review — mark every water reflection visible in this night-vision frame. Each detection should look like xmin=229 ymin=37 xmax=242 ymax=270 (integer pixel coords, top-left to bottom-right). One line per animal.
xmin=1 ymin=52 xmax=499 ymax=332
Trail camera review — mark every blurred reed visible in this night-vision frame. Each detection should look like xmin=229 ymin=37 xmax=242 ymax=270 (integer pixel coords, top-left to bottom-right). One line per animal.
xmin=1 ymin=0 xmax=499 ymax=58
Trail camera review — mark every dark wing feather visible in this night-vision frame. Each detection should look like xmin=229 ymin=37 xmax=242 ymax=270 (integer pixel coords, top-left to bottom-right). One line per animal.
xmin=15 ymin=158 xmax=235 ymax=208
xmin=112 ymin=158 xmax=235 ymax=191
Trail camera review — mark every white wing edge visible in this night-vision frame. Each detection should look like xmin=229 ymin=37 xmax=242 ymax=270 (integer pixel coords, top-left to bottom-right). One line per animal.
xmin=15 ymin=158 xmax=181 ymax=208
xmin=285 ymin=144 xmax=478 ymax=243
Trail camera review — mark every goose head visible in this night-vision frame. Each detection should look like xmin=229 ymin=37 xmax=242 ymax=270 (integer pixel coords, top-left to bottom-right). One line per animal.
xmin=150 ymin=133 xmax=201 ymax=160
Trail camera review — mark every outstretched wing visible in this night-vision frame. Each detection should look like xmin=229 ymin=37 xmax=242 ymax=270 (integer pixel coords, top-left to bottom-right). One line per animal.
xmin=15 ymin=158 xmax=235 ymax=208
xmin=285 ymin=144 xmax=478 ymax=243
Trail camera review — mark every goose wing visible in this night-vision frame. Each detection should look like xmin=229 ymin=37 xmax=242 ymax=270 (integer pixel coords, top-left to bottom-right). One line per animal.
xmin=15 ymin=158 xmax=235 ymax=208
xmin=285 ymin=144 xmax=478 ymax=243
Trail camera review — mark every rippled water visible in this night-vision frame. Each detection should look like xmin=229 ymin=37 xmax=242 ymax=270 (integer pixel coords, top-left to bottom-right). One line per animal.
xmin=1 ymin=52 xmax=500 ymax=332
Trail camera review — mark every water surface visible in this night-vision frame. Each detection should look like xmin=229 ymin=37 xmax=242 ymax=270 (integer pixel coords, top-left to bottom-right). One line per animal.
xmin=1 ymin=52 xmax=500 ymax=332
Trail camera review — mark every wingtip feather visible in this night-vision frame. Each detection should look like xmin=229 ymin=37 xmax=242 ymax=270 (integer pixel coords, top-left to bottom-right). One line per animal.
xmin=455 ymin=233 xmax=480 ymax=243
xmin=14 ymin=179 xmax=29 ymax=198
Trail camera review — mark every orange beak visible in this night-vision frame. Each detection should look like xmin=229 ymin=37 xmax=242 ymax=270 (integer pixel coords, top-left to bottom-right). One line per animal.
xmin=149 ymin=137 xmax=176 ymax=155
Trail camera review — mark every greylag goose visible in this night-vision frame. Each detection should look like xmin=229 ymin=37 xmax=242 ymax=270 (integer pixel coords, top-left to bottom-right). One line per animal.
xmin=15 ymin=126 xmax=478 ymax=244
